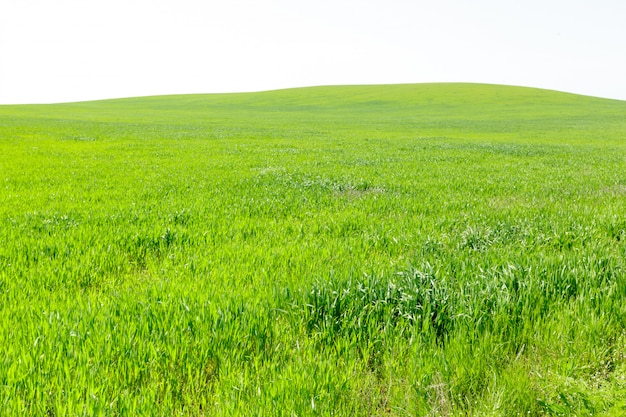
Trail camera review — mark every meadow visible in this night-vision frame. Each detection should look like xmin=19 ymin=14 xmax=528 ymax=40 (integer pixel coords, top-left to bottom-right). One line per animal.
xmin=1 ymin=83 xmax=625 ymax=416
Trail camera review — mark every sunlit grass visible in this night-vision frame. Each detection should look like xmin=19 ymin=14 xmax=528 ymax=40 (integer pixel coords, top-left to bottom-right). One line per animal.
xmin=1 ymin=83 xmax=625 ymax=415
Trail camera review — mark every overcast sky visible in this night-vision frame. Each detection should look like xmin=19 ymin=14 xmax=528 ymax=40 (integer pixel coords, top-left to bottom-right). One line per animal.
xmin=1 ymin=0 xmax=625 ymax=104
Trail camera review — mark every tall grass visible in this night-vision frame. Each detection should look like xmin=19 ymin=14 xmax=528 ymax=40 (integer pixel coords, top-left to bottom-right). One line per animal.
xmin=1 ymin=83 xmax=625 ymax=415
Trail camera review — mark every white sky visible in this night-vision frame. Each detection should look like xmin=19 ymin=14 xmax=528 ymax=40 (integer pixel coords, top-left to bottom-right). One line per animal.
xmin=0 ymin=0 xmax=625 ymax=104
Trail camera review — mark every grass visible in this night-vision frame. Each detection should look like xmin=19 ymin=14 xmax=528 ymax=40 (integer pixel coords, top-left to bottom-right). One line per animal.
xmin=1 ymin=83 xmax=625 ymax=415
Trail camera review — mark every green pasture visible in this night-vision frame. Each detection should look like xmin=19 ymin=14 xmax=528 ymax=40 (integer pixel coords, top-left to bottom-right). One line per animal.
xmin=1 ymin=83 xmax=625 ymax=415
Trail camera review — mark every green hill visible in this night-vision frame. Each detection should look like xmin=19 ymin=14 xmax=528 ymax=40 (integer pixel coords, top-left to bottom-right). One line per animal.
xmin=1 ymin=83 xmax=625 ymax=416
xmin=5 ymin=82 xmax=626 ymax=118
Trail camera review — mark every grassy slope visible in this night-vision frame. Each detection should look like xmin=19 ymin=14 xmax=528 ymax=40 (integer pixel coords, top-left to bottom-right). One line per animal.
xmin=1 ymin=83 xmax=626 ymax=416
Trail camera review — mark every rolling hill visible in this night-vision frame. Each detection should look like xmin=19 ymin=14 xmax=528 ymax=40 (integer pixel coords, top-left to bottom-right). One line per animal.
xmin=1 ymin=83 xmax=625 ymax=416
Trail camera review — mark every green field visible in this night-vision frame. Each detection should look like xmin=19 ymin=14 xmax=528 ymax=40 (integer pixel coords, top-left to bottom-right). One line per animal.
xmin=1 ymin=83 xmax=625 ymax=416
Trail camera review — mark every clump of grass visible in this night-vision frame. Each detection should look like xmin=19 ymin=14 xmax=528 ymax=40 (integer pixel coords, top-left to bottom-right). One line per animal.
xmin=303 ymin=264 xmax=452 ymax=342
